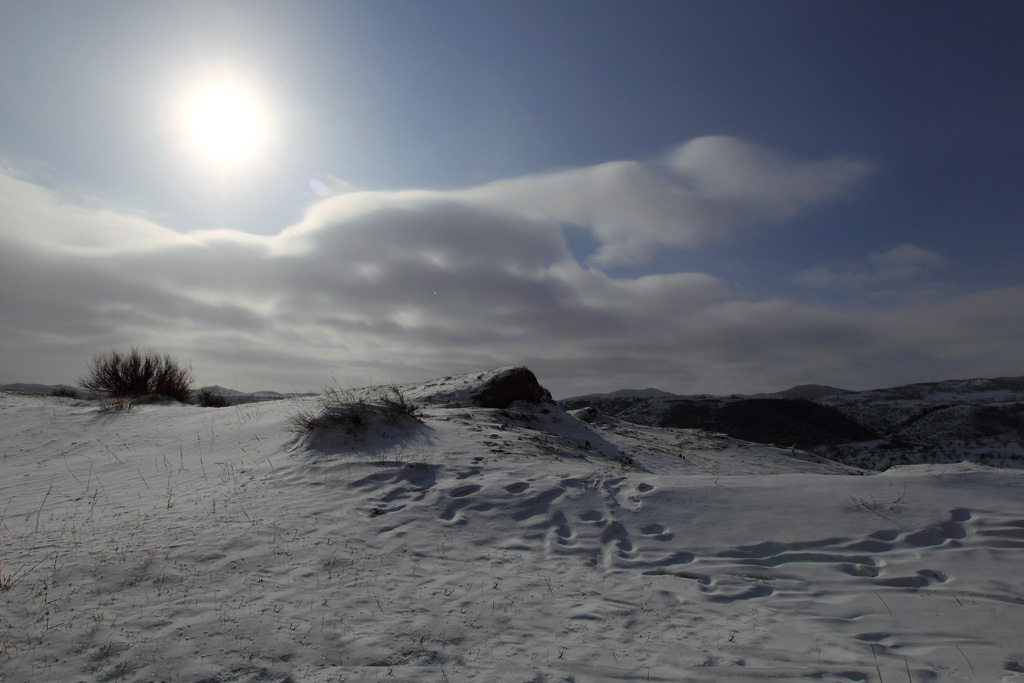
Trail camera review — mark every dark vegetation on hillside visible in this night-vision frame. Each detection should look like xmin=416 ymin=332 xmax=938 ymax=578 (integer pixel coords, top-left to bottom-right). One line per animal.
xmin=975 ymin=404 xmax=1024 ymax=440
xmin=562 ymin=375 xmax=1024 ymax=469
xmin=561 ymin=396 xmax=875 ymax=449
xmin=657 ymin=398 xmax=877 ymax=450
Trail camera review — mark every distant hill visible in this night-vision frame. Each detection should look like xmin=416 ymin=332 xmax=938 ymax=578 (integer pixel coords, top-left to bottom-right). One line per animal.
xmin=0 ymin=382 xmax=294 ymax=404
xmin=657 ymin=398 xmax=876 ymax=450
xmin=563 ymin=387 xmax=678 ymax=401
xmin=565 ymin=384 xmax=851 ymax=402
xmin=195 ymin=385 xmax=292 ymax=404
xmin=562 ymin=394 xmax=874 ymax=451
xmin=757 ymin=384 xmax=851 ymax=400
xmin=0 ymin=383 xmax=85 ymax=396
xmin=561 ymin=374 xmax=1024 ymax=469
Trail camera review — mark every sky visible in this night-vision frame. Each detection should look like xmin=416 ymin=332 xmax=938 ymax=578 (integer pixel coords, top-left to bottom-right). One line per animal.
xmin=1 ymin=0 xmax=1022 ymax=398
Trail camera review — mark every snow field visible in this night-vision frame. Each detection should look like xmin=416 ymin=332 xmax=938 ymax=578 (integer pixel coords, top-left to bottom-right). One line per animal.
xmin=2 ymin=387 xmax=1024 ymax=682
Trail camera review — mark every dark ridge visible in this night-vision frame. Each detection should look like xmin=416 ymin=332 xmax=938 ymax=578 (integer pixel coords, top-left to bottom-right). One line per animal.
xmin=658 ymin=398 xmax=877 ymax=450
xmin=766 ymin=384 xmax=851 ymax=400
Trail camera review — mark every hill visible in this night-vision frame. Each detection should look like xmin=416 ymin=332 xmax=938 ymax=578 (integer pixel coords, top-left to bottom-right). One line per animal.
xmin=2 ymin=367 xmax=1023 ymax=681
xmin=562 ymin=375 xmax=1024 ymax=469
xmin=757 ymin=383 xmax=852 ymax=400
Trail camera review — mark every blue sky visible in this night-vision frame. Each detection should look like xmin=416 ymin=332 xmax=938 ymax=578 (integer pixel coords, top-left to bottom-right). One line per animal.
xmin=1 ymin=1 xmax=1022 ymax=397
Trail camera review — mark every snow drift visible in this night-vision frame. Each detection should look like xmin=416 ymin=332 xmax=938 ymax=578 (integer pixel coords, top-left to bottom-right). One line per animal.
xmin=2 ymin=368 xmax=1023 ymax=682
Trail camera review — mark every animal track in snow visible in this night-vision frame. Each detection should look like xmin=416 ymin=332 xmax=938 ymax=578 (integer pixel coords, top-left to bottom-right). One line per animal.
xmin=449 ymin=484 xmax=481 ymax=498
xmin=527 ymin=480 xmax=695 ymax=572
xmin=511 ymin=487 xmax=567 ymax=522
xmin=876 ymin=568 xmax=949 ymax=588
xmin=639 ymin=523 xmax=674 ymax=541
xmin=979 ymin=518 xmax=1024 ymax=548
xmin=625 ymin=507 xmax=1003 ymax=616
xmin=704 ymin=581 xmax=775 ymax=603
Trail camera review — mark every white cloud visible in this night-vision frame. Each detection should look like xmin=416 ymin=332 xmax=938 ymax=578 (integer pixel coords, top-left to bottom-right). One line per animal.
xmin=664 ymin=136 xmax=872 ymax=221
xmin=457 ymin=136 xmax=873 ymax=266
xmin=0 ymin=168 xmax=188 ymax=254
xmin=793 ymin=243 xmax=949 ymax=289
xmin=0 ymin=151 xmax=1018 ymax=397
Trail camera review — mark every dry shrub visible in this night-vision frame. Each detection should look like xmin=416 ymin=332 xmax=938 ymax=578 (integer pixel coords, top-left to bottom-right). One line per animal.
xmin=379 ymin=386 xmax=423 ymax=421
xmin=196 ymin=387 xmax=230 ymax=408
xmin=81 ymin=347 xmax=193 ymax=403
xmin=288 ymin=383 xmax=422 ymax=436
xmin=287 ymin=385 xmax=364 ymax=436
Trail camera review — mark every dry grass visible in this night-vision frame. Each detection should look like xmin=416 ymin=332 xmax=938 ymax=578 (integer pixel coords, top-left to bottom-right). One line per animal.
xmin=287 ymin=383 xmax=422 ymax=437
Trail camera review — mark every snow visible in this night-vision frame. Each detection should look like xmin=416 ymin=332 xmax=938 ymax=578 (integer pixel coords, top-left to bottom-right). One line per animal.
xmin=3 ymin=370 xmax=1024 ymax=682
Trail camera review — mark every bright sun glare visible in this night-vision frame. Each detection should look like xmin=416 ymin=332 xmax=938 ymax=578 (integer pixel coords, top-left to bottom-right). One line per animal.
xmin=182 ymin=82 xmax=268 ymax=167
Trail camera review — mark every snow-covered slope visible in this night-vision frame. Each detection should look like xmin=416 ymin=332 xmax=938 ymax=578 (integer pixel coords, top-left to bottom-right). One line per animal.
xmin=2 ymin=369 xmax=1024 ymax=682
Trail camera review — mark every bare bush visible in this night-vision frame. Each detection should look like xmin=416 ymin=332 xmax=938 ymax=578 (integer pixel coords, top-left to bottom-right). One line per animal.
xmin=80 ymin=348 xmax=193 ymax=403
xmin=196 ymin=387 xmax=230 ymax=408
xmin=287 ymin=385 xmax=365 ymax=436
xmin=51 ymin=386 xmax=80 ymax=399
xmin=287 ymin=383 xmax=422 ymax=436
xmin=379 ymin=386 xmax=423 ymax=421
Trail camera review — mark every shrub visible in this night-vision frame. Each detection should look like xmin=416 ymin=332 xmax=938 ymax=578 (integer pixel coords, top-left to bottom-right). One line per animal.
xmin=287 ymin=385 xmax=365 ymax=436
xmin=379 ymin=386 xmax=423 ymax=421
xmin=80 ymin=347 xmax=193 ymax=403
xmin=99 ymin=396 xmax=135 ymax=412
xmin=196 ymin=387 xmax=230 ymax=408
xmin=287 ymin=383 xmax=422 ymax=436
xmin=51 ymin=386 xmax=80 ymax=399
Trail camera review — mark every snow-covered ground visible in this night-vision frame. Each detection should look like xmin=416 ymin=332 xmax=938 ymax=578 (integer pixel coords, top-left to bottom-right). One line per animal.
xmin=3 ymin=369 xmax=1024 ymax=682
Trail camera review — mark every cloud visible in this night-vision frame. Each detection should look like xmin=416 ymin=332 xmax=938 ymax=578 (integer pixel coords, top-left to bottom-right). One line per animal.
xmin=0 ymin=147 xmax=1019 ymax=397
xmin=0 ymin=168 xmax=188 ymax=254
xmin=458 ymin=136 xmax=873 ymax=265
xmin=793 ymin=243 xmax=949 ymax=289
xmin=665 ymin=136 xmax=872 ymax=220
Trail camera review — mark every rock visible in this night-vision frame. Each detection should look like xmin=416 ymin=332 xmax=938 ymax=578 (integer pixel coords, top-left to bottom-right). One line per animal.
xmin=471 ymin=367 xmax=552 ymax=408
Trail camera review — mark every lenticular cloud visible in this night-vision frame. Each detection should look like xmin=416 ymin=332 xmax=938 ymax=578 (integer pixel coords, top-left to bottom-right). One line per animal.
xmin=457 ymin=135 xmax=873 ymax=266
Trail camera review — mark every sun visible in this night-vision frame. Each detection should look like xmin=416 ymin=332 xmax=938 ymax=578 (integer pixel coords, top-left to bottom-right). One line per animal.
xmin=182 ymin=81 xmax=269 ymax=167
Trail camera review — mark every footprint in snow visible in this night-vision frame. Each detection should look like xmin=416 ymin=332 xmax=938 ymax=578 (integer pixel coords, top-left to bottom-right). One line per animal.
xmin=511 ymin=487 xmax=566 ymax=522
xmin=639 ymin=523 xmax=674 ymax=541
xmin=546 ymin=510 xmax=575 ymax=547
xmin=700 ymin=577 xmax=775 ymax=603
xmin=449 ymin=484 xmax=481 ymax=498
xmin=369 ymin=504 xmax=406 ymax=517
xmin=579 ymin=510 xmax=605 ymax=523
xmin=876 ymin=568 xmax=949 ymax=588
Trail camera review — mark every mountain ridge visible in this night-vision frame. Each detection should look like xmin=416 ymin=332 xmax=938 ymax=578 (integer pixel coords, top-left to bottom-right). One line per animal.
xmin=561 ymin=373 xmax=1024 ymax=469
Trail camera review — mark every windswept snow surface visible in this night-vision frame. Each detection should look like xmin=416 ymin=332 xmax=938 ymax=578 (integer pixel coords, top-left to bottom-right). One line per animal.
xmin=2 ymin=374 xmax=1024 ymax=682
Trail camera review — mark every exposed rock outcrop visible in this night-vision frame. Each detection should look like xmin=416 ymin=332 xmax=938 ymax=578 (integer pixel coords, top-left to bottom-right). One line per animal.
xmin=470 ymin=367 xmax=551 ymax=408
